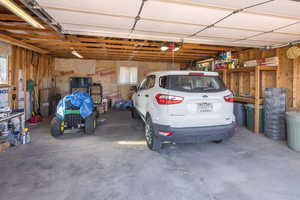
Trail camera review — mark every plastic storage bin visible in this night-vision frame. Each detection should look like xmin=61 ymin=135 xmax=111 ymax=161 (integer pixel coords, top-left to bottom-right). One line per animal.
xmin=245 ymin=104 xmax=264 ymax=133
xmin=286 ymin=111 xmax=300 ymax=151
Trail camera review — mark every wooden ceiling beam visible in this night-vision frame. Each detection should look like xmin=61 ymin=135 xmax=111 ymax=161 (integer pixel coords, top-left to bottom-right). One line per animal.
xmin=182 ymin=43 xmax=239 ymax=51
xmin=54 ymin=54 xmax=196 ymax=61
xmin=55 ymin=56 xmax=189 ymax=63
xmin=78 ymin=53 xmax=203 ymax=59
xmin=0 ymin=14 xmax=23 ymax=21
xmin=49 ymin=48 xmax=215 ymax=57
xmin=9 ymin=33 xmax=63 ymax=40
xmin=34 ymin=42 xmax=225 ymax=54
xmin=77 ymin=52 xmax=205 ymax=57
xmin=0 ymin=24 xmax=53 ymax=32
xmin=47 ymin=46 xmax=217 ymax=55
xmin=0 ymin=33 xmax=48 ymax=54
xmin=67 ymin=35 xmax=151 ymax=45
xmin=24 ymin=39 xmax=235 ymax=51
xmin=38 ymin=43 xmax=166 ymax=51
xmin=54 ymin=53 xmax=193 ymax=60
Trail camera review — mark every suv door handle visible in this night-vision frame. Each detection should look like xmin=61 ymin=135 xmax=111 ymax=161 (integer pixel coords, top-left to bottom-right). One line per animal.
xmin=145 ymin=94 xmax=149 ymax=97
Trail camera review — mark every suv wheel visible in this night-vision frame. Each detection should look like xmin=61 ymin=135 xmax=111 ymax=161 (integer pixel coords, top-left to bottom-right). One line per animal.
xmin=131 ymin=107 xmax=139 ymax=119
xmin=213 ymin=140 xmax=223 ymax=144
xmin=145 ymin=116 xmax=162 ymax=151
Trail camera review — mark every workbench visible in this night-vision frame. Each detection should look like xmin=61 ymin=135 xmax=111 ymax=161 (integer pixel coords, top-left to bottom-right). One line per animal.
xmin=0 ymin=112 xmax=24 ymax=139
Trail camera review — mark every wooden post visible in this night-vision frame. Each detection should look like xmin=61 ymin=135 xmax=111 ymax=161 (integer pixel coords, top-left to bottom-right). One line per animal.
xmin=223 ymin=69 xmax=227 ymax=86
xmin=254 ymin=66 xmax=261 ymax=134
xmin=239 ymin=72 xmax=244 ymax=96
xmin=23 ymin=50 xmax=27 ymax=118
xmin=275 ymin=48 xmax=281 ymax=90
xmin=293 ymin=58 xmax=300 ymax=108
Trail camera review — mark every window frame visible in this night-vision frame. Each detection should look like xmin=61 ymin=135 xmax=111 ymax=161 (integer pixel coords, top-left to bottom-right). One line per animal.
xmin=0 ymin=56 xmax=8 ymax=86
xmin=119 ymin=66 xmax=138 ymax=85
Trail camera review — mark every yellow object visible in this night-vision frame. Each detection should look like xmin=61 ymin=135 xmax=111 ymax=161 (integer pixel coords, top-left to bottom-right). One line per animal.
xmin=287 ymin=46 xmax=300 ymax=59
xmin=60 ymin=121 xmax=64 ymax=132
xmin=93 ymin=119 xmax=96 ymax=129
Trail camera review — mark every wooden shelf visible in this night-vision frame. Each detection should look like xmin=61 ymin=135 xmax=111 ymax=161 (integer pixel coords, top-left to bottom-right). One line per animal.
xmin=213 ymin=65 xmax=278 ymax=134
xmin=233 ymin=96 xmax=263 ymax=104
xmin=215 ymin=68 xmax=227 ymax=73
xmin=0 ymin=84 xmax=10 ymax=88
xmin=228 ymin=66 xmax=277 ymax=73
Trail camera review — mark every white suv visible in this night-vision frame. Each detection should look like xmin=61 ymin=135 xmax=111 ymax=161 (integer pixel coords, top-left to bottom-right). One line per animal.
xmin=132 ymin=71 xmax=236 ymax=151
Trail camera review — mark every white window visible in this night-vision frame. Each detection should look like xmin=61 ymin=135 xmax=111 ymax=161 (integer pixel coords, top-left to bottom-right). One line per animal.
xmin=0 ymin=56 xmax=8 ymax=85
xmin=119 ymin=67 xmax=137 ymax=84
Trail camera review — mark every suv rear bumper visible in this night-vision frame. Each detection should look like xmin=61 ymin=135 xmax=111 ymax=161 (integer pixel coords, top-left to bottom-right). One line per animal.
xmin=152 ymin=122 xmax=236 ymax=143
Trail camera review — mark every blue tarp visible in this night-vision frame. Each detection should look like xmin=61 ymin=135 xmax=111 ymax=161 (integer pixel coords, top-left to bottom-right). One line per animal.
xmin=56 ymin=91 xmax=94 ymax=120
xmin=114 ymin=100 xmax=133 ymax=110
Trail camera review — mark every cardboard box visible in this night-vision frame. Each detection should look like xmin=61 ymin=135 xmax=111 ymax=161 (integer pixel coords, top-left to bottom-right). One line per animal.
xmin=0 ymin=141 xmax=10 ymax=153
xmin=40 ymin=102 xmax=50 ymax=117
xmin=40 ymin=88 xmax=53 ymax=103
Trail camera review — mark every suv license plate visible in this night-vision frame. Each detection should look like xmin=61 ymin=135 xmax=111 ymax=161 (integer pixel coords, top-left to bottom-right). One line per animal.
xmin=198 ymin=103 xmax=213 ymax=112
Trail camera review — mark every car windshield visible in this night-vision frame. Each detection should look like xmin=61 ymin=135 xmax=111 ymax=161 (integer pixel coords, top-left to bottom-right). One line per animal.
xmin=159 ymin=75 xmax=226 ymax=93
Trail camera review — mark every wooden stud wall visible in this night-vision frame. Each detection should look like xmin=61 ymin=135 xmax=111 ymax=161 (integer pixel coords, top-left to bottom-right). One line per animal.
xmin=235 ymin=46 xmax=300 ymax=110
xmin=7 ymin=46 xmax=54 ymax=115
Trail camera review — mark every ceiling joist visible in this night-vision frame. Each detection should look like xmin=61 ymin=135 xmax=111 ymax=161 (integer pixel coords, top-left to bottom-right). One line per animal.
xmin=0 ymin=33 xmax=48 ymax=54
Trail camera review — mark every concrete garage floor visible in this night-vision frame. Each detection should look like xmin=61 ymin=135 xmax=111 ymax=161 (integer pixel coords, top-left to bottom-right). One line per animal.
xmin=1 ymin=111 xmax=300 ymax=200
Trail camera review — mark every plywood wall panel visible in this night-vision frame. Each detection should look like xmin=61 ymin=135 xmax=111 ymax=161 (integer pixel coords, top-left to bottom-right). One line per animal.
xmin=237 ymin=46 xmax=297 ymax=109
xmin=8 ymin=46 xmax=54 ymax=116
xmin=54 ymin=58 xmax=180 ymax=101
xmin=277 ymin=47 xmax=294 ymax=108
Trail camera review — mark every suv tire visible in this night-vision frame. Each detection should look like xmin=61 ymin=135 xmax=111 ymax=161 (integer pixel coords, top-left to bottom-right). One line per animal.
xmin=131 ymin=107 xmax=139 ymax=119
xmin=145 ymin=115 xmax=162 ymax=151
xmin=213 ymin=140 xmax=223 ymax=144
xmin=85 ymin=113 xmax=96 ymax=135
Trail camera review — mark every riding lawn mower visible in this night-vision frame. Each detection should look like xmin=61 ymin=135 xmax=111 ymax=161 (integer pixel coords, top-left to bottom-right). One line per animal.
xmin=50 ymin=91 xmax=97 ymax=137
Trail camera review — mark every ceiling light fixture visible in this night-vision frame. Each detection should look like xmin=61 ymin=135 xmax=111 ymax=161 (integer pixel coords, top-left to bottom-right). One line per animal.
xmin=173 ymin=46 xmax=180 ymax=51
xmin=0 ymin=0 xmax=44 ymax=29
xmin=71 ymin=50 xmax=83 ymax=59
xmin=161 ymin=44 xmax=169 ymax=51
xmin=161 ymin=42 xmax=181 ymax=51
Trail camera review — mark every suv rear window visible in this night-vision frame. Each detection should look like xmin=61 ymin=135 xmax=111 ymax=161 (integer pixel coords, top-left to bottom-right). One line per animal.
xmin=159 ymin=75 xmax=225 ymax=93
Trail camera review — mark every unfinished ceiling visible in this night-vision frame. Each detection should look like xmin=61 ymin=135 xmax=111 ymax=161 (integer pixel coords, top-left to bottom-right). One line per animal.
xmin=0 ymin=0 xmax=300 ymax=63
xmin=36 ymin=0 xmax=300 ymax=47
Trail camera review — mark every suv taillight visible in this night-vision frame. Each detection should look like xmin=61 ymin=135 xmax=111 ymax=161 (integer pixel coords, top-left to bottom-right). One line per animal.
xmin=155 ymin=94 xmax=184 ymax=105
xmin=224 ymin=94 xmax=234 ymax=102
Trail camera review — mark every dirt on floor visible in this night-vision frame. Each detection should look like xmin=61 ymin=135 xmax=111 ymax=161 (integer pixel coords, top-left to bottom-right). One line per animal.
xmin=0 ymin=110 xmax=300 ymax=200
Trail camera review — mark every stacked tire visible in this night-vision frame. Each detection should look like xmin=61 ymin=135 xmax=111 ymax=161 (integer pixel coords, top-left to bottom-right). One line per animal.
xmin=264 ymin=88 xmax=286 ymax=140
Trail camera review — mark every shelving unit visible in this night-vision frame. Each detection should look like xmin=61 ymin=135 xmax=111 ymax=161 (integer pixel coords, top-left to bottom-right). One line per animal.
xmin=215 ymin=66 xmax=278 ymax=134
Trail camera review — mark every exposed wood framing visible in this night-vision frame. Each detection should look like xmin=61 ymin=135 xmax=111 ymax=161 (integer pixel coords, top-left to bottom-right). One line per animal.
xmin=0 ymin=3 xmax=243 ymax=63
xmin=254 ymin=67 xmax=260 ymax=134
xmin=221 ymin=66 xmax=278 ymax=134
xmin=0 ymin=33 xmax=48 ymax=54
xmin=8 ymin=46 xmax=54 ymax=116
xmin=293 ymin=56 xmax=300 ymax=108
